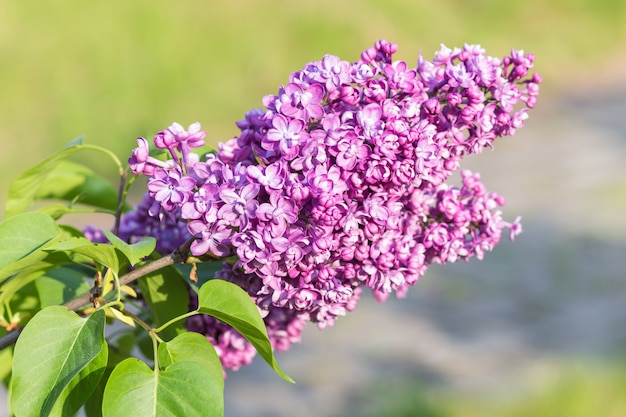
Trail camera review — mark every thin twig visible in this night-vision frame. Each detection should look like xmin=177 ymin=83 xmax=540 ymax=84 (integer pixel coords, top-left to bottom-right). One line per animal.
xmin=0 ymin=331 xmax=19 ymax=351
xmin=112 ymin=169 xmax=129 ymax=236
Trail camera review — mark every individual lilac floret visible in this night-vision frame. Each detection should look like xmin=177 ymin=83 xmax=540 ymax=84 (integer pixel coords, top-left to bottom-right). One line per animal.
xmin=123 ymin=39 xmax=541 ymax=372
xmin=153 ymin=122 xmax=207 ymax=166
xmin=147 ymin=167 xmax=196 ymax=212
xmin=128 ymin=137 xmax=176 ymax=176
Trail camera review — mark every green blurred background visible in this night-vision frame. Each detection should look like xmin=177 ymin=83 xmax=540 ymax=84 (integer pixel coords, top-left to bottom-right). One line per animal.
xmin=1 ymin=0 xmax=624 ymax=208
xmin=2 ymin=0 xmax=626 ymax=416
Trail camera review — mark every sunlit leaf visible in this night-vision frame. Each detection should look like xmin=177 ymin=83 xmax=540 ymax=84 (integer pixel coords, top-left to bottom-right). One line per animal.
xmin=45 ymin=236 xmax=93 ymax=251
xmin=0 ymin=212 xmax=62 ymax=284
xmin=102 ymin=358 xmax=223 ymax=417
xmin=5 ymin=142 xmax=85 ymax=218
xmin=34 ymin=160 xmax=119 ymax=211
xmin=46 ymin=237 xmax=124 ymax=273
xmin=101 ymin=268 xmax=116 ymax=298
xmin=120 ymin=285 xmax=137 ymax=298
xmin=157 ymin=332 xmax=223 ymax=391
xmin=197 ymin=279 xmax=293 ymax=382
xmin=4 ymin=140 xmax=122 ymax=218
xmin=11 ymin=307 xmax=107 ymax=417
xmin=38 ymin=203 xmax=106 ymax=221
xmin=104 ymin=230 xmax=155 ymax=266
xmin=106 ymin=306 xmax=136 ymax=328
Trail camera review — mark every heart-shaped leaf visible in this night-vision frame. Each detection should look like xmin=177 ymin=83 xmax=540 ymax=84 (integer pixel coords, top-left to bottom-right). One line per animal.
xmin=102 ymin=358 xmax=223 ymax=417
xmin=158 ymin=332 xmax=223 ymax=390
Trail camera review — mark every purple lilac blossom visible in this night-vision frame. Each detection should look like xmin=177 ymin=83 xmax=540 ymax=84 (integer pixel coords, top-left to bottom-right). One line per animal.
xmin=121 ymin=40 xmax=540 ymax=371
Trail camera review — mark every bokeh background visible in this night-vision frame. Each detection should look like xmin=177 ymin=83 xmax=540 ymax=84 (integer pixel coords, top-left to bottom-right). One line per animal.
xmin=1 ymin=0 xmax=626 ymax=416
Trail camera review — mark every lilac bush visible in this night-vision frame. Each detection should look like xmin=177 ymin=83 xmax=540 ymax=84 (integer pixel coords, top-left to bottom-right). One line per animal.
xmin=121 ymin=40 xmax=540 ymax=371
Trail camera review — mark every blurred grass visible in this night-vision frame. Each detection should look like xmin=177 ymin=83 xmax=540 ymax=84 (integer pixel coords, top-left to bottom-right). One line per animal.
xmin=450 ymin=361 xmax=626 ymax=417
xmin=338 ymin=360 xmax=626 ymax=417
xmin=1 ymin=0 xmax=625 ymax=215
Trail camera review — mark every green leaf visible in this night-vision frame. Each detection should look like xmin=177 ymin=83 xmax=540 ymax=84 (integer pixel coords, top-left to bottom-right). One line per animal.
xmin=38 ymin=203 xmax=105 ymax=221
xmin=157 ymin=332 xmax=223 ymax=391
xmin=34 ymin=160 xmax=120 ymax=211
xmin=138 ymin=266 xmax=190 ymax=341
xmin=38 ymin=203 xmax=81 ymax=220
xmin=73 ymin=244 xmax=124 ymax=273
xmin=197 ymin=279 xmax=293 ymax=382
xmin=46 ymin=236 xmax=93 ymax=251
xmin=104 ymin=230 xmax=155 ymax=266
xmin=84 ymin=332 xmax=137 ymax=417
xmin=6 ymin=281 xmax=41 ymax=326
xmin=48 ymin=338 xmax=108 ymax=417
xmin=35 ymin=267 xmax=90 ymax=307
xmin=0 ymin=212 xmax=62 ymax=284
xmin=5 ymin=142 xmax=86 ymax=218
xmin=11 ymin=307 xmax=107 ymax=417
xmin=4 ymin=140 xmax=123 ymax=218
xmin=102 ymin=358 xmax=223 ymax=417
xmin=0 ymin=254 xmax=63 ymax=319
xmin=66 ymin=136 xmax=85 ymax=147
xmin=58 ymin=224 xmax=89 ymax=239
xmin=46 ymin=237 xmax=124 ymax=273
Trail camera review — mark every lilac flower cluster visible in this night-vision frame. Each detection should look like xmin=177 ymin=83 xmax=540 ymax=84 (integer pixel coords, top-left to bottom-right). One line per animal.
xmin=123 ymin=40 xmax=540 ymax=370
